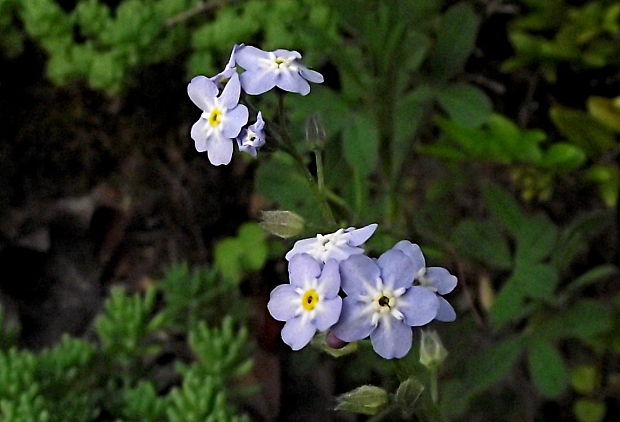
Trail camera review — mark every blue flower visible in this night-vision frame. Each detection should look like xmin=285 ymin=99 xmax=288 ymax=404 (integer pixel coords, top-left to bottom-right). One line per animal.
xmin=331 ymin=249 xmax=439 ymax=359
xmin=235 ymin=45 xmax=324 ymax=96
xmin=188 ymin=73 xmax=249 ymax=165
xmin=236 ymin=111 xmax=265 ymax=157
xmin=268 ymin=254 xmax=342 ymax=350
xmin=209 ymin=44 xmax=243 ymax=90
xmin=393 ymin=240 xmax=457 ymax=322
xmin=285 ymin=224 xmax=378 ymax=263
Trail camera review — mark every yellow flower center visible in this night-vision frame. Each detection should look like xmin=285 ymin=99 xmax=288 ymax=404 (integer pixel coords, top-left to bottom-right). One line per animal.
xmin=274 ymin=57 xmax=287 ymax=67
xmin=208 ymin=108 xmax=223 ymax=126
xmin=301 ymin=289 xmax=319 ymax=311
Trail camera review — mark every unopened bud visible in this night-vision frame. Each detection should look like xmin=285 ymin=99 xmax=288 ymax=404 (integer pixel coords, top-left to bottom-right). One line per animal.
xmin=419 ymin=329 xmax=448 ymax=368
xmin=335 ymin=385 xmax=389 ymax=416
xmin=259 ymin=210 xmax=305 ymax=238
xmin=305 ymin=113 xmax=326 ymax=150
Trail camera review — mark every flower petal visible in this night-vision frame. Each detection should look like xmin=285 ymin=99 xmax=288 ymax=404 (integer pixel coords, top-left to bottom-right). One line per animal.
xmin=237 ymin=143 xmax=257 ymax=157
xmin=206 ymin=134 xmax=233 ymax=166
xmin=324 ymin=244 xmax=364 ymax=262
xmin=222 ymin=104 xmax=248 ymax=138
xmin=339 ymin=254 xmax=380 ymax=297
xmin=235 ymin=45 xmax=270 ymax=70
xmin=219 ymin=73 xmax=241 ymax=109
xmin=435 ymin=296 xmax=456 ymax=322
xmin=240 ymin=69 xmax=277 ymax=95
xmin=377 ymin=249 xmax=414 ymax=291
xmin=318 ymin=259 xmax=341 ymax=298
xmin=370 ymin=318 xmax=412 ymax=359
xmin=398 ymin=286 xmax=439 ymax=327
xmin=300 ymin=67 xmax=324 ymax=83
xmin=346 ymin=224 xmax=378 ymax=246
xmin=267 ymin=284 xmax=299 ymax=321
xmin=191 ymin=119 xmax=208 ymax=152
xmin=273 ymin=49 xmax=302 ymax=61
xmin=188 ymin=75 xmax=217 ymax=110
xmin=393 ymin=240 xmax=426 ymax=276
xmin=281 ymin=316 xmax=316 ymax=351
xmin=288 ymin=253 xmax=322 ymax=287
xmin=276 ymin=70 xmax=310 ymax=95
xmin=331 ymin=298 xmax=374 ymax=342
xmin=285 ymin=237 xmax=318 ymax=261
xmin=425 ymin=267 xmax=457 ymax=295
xmin=314 ymin=297 xmax=342 ymax=331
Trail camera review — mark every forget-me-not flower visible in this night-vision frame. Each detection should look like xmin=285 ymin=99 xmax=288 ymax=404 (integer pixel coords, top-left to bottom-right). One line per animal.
xmin=393 ymin=240 xmax=457 ymax=322
xmin=285 ymin=224 xmax=378 ymax=262
xmin=188 ymin=73 xmax=249 ymax=165
xmin=236 ymin=111 xmax=265 ymax=157
xmin=268 ymin=254 xmax=342 ymax=350
xmin=331 ymin=248 xmax=439 ymax=359
xmin=235 ymin=45 xmax=324 ymax=96
xmin=209 ymin=44 xmax=242 ymax=89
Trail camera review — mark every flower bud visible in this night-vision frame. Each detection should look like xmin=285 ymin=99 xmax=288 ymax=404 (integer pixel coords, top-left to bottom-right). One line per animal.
xmin=335 ymin=385 xmax=389 ymax=415
xmin=305 ymin=113 xmax=326 ymax=150
xmin=259 ymin=210 xmax=305 ymax=238
xmin=419 ymin=329 xmax=448 ymax=369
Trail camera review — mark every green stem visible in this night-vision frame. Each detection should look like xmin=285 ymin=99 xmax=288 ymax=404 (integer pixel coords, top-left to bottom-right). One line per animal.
xmin=315 ymin=149 xmax=325 ymax=194
xmin=430 ymin=366 xmax=438 ymax=405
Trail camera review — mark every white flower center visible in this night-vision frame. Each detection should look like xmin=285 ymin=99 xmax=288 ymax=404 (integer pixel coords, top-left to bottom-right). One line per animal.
xmin=242 ymin=129 xmax=258 ymax=146
xmin=265 ymin=52 xmax=299 ymax=72
xmin=309 ymin=229 xmax=349 ymax=261
xmin=359 ymin=277 xmax=407 ymax=327
xmin=293 ymin=277 xmax=323 ymax=322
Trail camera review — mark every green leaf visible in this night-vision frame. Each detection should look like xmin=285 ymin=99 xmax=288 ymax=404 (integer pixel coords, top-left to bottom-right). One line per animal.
xmin=335 ymin=385 xmax=389 ymax=416
xmin=573 ymin=399 xmax=606 ymax=422
xmin=437 ymin=83 xmax=492 ymax=128
xmin=570 ymin=365 xmax=600 ymax=395
xmin=533 ymin=300 xmax=613 ymax=341
xmin=466 ymin=336 xmax=525 ymax=391
xmin=483 ymin=184 xmax=526 ymax=235
xmin=431 ymin=3 xmax=479 ymax=79
xmin=540 ymin=143 xmax=587 ymax=172
xmin=527 ymin=339 xmax=568 ymax=397
xmin=452 ymin=220 xmax=512 ymax=270
xmin=515 ymin=264 xmax=559 ymax=301
xmin=587 ymin=96 xmax=620 ymax=133
xmin=514 ymin=213 xmax=558 ymax=265
xmin=560 ymin=265 xmax=617 ymax=301
xmin=395 ymin=378 xmax=425 ymax=419
xmin=342 ymin=112 xmax=380 ymax=177
xmin=550 ymin=106 xmax=615 ymax=156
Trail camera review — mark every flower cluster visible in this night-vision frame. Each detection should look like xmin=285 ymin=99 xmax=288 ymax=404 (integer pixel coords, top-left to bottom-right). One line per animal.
xmin=268 ymin=224 xmax=458 ymax=359
xmin=187 ymin=44 xmax=324 ymax=165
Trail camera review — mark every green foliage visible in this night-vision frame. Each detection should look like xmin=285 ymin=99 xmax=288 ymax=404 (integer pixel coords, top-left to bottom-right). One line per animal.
xmin=0 ymin=261 xmax=252 ymax=422
xmin=504 ymin=0 xmax=620 ymax=81
xmin=95 ymin=287 xmax=165 ymax=366
xmin=214 ymin=222 xmax=268 ymax=283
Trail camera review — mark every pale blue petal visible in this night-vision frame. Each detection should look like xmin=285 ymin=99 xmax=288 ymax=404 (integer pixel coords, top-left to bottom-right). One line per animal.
xmin=222 ymin=104 xmax=248 ymax=138
xmin=252 ymin=111 xmax=265 ymax=131
xmin=339 ymin=254 xmax=380 ymax=296
xmin=285 ymin=238 xmax=318 ymax=261
xmin=281 ymin=316 xmax=316 ymax=351
xmin=267 ymin=284 xmax=299 ymax=321
xmin=240 ymin=69 xmax=278 ymax=95
xmin=209 ymin=67 xmax=236 ymax=89
xmin=188 ymin=75 xmax=217 ymax=110
xmin=425 ymin=267 xmax=457 ymax=295
xmin=393 ymin=240 xmax=426 ymax=276
xmin=206 ymin=134 xmax=233 ymax=166
xmin=318 ymin=259 xmax=340 ymax=298
xmin=370 ymin=318 xmax=412 ymax=359
xmin=377 ymin=249 xmax=414 ymax=291
xmin=219 ymin=73 xmax=241 ymax=109
xmin=300 ymin=67 xmax=324 ymax=83
xmin=235 ymin=45 xmax=270 ymax=70
xmin=314 ymin=297 xmax=342 ymax=331
xmin=191 ymin=119 xmax=208 ymax=152
xmin=288 ymin=253 xmax=321 ymax=287
xmin=346 ymin=224 xmax=378 ymax=246
xmin=273 ymin=49 xmax=302 ymax=60
xmin=435 ymin=296 xmax=456 ymax=322
xmin=331 ymin=298 xmax=374 ymax=342
xmin=276 ymin=71 xmax=310 ymax=95
xmin=237 ymin=141 xmax=257 ymax=157
xmin=398 ymin=286 xmax=439 ymax=327
xmin=325 ymin=244 xmax=363 ymax=262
